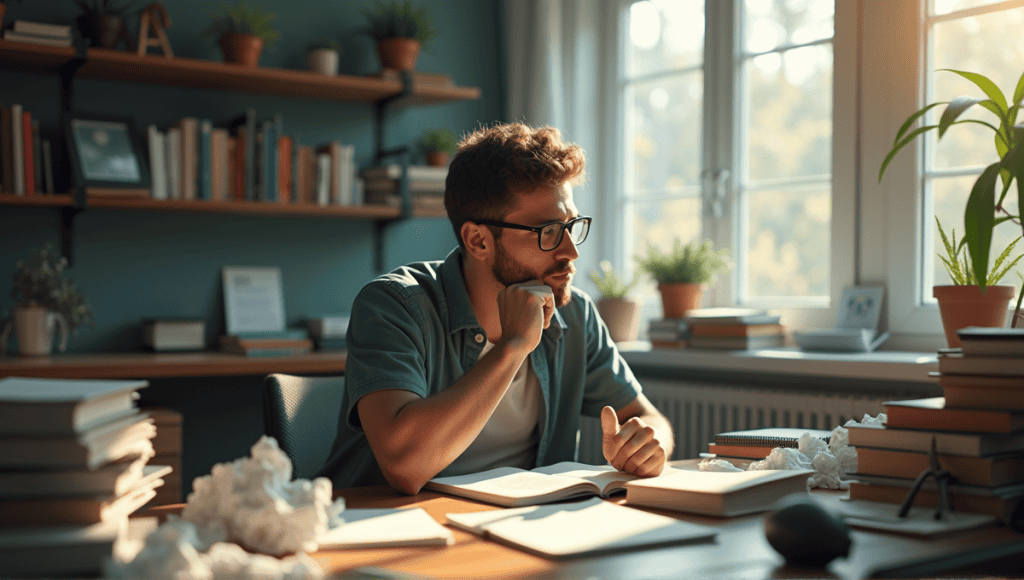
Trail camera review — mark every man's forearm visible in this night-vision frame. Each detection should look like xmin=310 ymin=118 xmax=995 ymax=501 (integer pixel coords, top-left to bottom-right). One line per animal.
xmin=364 ymin=343 xmax=529 ymax=493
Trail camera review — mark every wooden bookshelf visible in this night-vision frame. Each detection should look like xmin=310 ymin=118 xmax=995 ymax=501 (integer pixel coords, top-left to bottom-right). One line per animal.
xmin=84 ymin=196 xmax=403 ymax=219
xmin=0 ymin=41 xmax=482 ymax=103
xmin=0 ymin=350 xmax=347 ymax=379
xmin=0 ymin=194 xmax=75 ymax=207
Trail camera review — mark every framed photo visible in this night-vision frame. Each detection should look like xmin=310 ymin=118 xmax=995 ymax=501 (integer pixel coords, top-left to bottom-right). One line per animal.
xmin=836 ymin=285 xmax=885 ymax=331
xmin=63 ymin=111 xmax=150 ymax=197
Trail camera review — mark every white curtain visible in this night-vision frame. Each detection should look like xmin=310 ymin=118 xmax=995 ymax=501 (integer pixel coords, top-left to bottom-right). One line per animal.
xmin=503 ymin=0 xmax=615 ymax=296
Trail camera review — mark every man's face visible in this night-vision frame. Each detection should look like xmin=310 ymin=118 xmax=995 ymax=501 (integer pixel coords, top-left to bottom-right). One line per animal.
xmin=490 ymin=182 xmax=581 ymax=307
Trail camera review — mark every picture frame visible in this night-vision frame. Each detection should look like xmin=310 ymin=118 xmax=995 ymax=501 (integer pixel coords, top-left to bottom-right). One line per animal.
xmin=836 ymin=285 xmax=885 ymax=331
xmin=63 ymin=111 xmax=150 ymax=197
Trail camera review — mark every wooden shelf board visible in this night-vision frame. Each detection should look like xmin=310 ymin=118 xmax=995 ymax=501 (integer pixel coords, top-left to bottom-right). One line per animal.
xmin=0 ymin=194 xmax=75 ymax=207
xmin=0 ymin=351 xmax=347 ymax=379
xmin=0 ymin=40 xmax=76 ymax=74
xmin=84 ymin=196 xmax=402 ymax=218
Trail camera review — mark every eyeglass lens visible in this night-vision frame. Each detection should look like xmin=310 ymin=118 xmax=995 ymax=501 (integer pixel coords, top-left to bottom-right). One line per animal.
xmin=539 ymin=218 xmax=589 ymax=250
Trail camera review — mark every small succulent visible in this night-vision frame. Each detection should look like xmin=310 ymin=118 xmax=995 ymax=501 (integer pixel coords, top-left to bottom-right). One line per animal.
xmin=10 ymin=243 xmax=95 ymax=334
xmin=207 ymin=1 xmax=280 ymax=47
xmin=70 ymin=0 xmax=139 ymax=17
xmin=589 ymin=260 xmax=639 ymax=299
xmin=360 ymin=0 xmax=436 ymax=47
xmin=417 ymin=128 xmax=457 ymax=156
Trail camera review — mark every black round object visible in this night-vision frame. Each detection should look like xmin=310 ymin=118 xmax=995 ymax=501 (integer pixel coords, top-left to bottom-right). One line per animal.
xmin=764 ymin=499 xmax=852 ymax=568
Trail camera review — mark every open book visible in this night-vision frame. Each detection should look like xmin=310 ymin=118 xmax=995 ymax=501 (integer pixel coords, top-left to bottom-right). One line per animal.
xmin=425 ymin=461 xmax=679 ymax=507
xmin=317 ymin=507 xmax=454 ymax=549
xmin=446 ymin=497 xmax=717 ymax=559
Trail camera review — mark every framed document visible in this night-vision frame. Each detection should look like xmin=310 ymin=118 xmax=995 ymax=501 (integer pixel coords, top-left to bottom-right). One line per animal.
xmin=63 ymin=111 xmax=151 ymax=197
xmin=222 ymin=267 xmax=286 ymax=335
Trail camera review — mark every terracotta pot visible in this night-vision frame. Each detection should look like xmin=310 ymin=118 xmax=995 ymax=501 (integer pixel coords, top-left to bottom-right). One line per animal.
xmin=933 ymin=284 xmax=1015 ymax=347
xmin=220 ymin=33 xmax=264 ymax=67
xmin=597 ymin=297 xmax=641 ymax=343
xmin=426 ymin=151 xmax=448 ymax=167
xmin=377 ymin=37 xmax=421 ymax=71
xmin=657 ymin=282 xmax=705 ymax=319
xmin=306 ymin=48 xmax=339 ymax=75
xmin=1 ymin=305 xmax=69 ymax=356
xmin=76 ymin=14 xmax=123 ymax=49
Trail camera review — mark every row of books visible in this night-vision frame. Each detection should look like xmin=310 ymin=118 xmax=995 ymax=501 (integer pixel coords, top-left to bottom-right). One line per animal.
xmin=143 ymin=110 xmax=363 ymax=206
xmin=0 ymin=104 xmax=56 ymax=196
xmin=2 ymin=19 xmax=73 ymax=47
xmin=649 ymin=307 xmax=785 ymax=350
xmin=0 ymin=377 xmax=170 ymax=578
xmin=843 ymin=327 xmax=1024 ymax=523
xmin=361 ymin=163 xmax=447 ymax=212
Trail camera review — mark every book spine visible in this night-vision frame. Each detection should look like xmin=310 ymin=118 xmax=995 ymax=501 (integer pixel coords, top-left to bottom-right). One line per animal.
xmin=1 ymin=107 xmax=12 ymax=193
xmin=316 ymin=152 xmax=330 ymax=206
xmin=197 ymin=119 xmax=212 ymax=200
xmin=12 ymin=20 xmax=72 ymax=37
xmin=147 ymin=125 xmax=167 ymax=200
xmin=244 ymin=108 xmax=256 ymax=201
xmin=31 ymin=118 xmax=42 ymax=195
xmin=21 ymin=110 xmax=34 ymax=196
xmin=165 ymin=128 xmax=181 ymax=200
xmin=11 ymin=104 xmax=23 ymax=195
xmin=278 ymin=135 xmax=292 ymax=203
xmin=41 ymin=140 xmax=54 ymax=195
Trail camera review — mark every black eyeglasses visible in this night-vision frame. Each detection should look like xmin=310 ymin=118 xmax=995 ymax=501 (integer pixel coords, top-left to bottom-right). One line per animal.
xmin=473 ymin=216 xmax=592 ymax=251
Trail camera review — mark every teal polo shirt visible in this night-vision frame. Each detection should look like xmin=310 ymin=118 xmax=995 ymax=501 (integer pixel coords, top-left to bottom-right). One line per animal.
xmin=317 ymin=247 xmax=643 ymax=489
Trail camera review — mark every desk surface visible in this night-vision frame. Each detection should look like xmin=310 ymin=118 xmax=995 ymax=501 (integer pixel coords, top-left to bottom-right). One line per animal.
xmin=299 ymin=485 xmax=1024 ymax=580
xmin=0 ymin=351 xmax=347 ymax=379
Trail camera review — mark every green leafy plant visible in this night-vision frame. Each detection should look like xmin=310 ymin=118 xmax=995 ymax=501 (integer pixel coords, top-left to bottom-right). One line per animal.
xmin=936 ymin=217 xmax=1023 ymax=286
xmin=307 ymin=40 xmax=340 ymax=52
xmin=879 ymin=68 xmax=1024 ymax=292
xmin=70 ymin=0 xmax=139 ymax=16
xmin=206 ymin=1 xmax=280 ymax=47
xmin=589 ymin=260 xmax=639 ymax=299
xmin=360 ymin=0 xmax=436 ymax=46
xmin=417 ymin=128 xmax=457 ymax=155
xmin=634 ymin=239 xmax=730 ymax=285
xmin=10 ymin=243 xmax=95 ymax=334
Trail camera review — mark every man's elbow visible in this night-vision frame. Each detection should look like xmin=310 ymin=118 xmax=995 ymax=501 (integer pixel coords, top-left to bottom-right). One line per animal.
xmin=376 ymin=449 xmax=432 ymax=495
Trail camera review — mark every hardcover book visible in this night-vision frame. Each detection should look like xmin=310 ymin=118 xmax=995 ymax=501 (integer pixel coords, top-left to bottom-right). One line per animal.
xmin=937 ymin=351 xmax=1024 ymax=377
xmin=883 ymin=397 xmax=1024 ymax=434
xmin=624 ymin=468 xmax=813 ymax=517
xmin=855 ymin=447 xmax=1024 ymax=487
xmin=0 ymin=377 xmax=147 ymax=436
xmin=846 ymin=423 xmax=1024 ymax=457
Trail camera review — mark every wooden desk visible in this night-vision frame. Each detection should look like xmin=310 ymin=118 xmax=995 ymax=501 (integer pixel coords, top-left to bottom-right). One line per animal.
xmin=311 ymin=486 xmax=1024 ymax=580
xmin=0 ymin=351 xmax=346 ymax=379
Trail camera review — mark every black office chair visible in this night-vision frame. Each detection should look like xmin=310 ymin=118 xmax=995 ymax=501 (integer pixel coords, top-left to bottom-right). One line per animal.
xmin=261 ymin=373 xmax=346 ymax=480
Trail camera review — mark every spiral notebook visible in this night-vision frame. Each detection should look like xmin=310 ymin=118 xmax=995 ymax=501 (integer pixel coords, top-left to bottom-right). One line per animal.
xmin=709 ymin=428 xmax=832 ymax=459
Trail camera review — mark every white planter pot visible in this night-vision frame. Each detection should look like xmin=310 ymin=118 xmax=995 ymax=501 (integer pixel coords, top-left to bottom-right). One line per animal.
xmin=306 ymin=49 xmax=339 ymax=76
xmin=597 ymin=297 xmax=641 ymax=343
xmin=2 ymin=305 xmax=69 ymax=356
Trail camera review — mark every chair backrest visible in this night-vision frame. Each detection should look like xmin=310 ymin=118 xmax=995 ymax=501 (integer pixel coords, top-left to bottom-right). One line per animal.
xmin=261 ymin=373 xmax=346 ymax=480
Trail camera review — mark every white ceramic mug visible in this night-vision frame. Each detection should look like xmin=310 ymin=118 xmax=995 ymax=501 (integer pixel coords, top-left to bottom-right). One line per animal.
xmin=1 ymin=306 xmax=69 ymax=356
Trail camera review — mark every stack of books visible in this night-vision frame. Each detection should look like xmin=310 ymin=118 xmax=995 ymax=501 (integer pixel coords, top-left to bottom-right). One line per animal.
xmin=847 ymin=328 xmax=1024 ymax=522
xmin=307 ymin=314 xmax=349 ymax=352
xmin=685 ymin=307 xmax=785 ymax=350
xmin=3 ymin=20 xmax=73 ymax=47
xmin=0 ymin=103 xmax=54 ymax=196
xmin=0 ymin=377 xmax=170 ymax=578
xmin=361 ymin=164 xmax=447 ymax=213
xmin=648 ymin=318 xmax=689 ymax=348
xmin=220 ymin=330 xmax=313 ymax=357
xmin=705 ymin=427 xmax=832 ymax=460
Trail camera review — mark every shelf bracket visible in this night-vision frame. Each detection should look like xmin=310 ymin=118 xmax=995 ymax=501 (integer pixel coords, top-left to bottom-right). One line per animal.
xmin=57 ymin=39 xmax=90 ymax=266
xmin=370 ymin=71 xmax=416 ymax=274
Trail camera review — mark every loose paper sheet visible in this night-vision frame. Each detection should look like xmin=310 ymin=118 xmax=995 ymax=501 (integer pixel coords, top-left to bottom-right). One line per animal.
xmin=222 ymin=267 xmax=286 ymax=334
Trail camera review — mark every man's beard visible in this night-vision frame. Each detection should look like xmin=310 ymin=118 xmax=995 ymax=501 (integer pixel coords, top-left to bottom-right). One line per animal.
xmin=492 ymin=239 xmax=574 ymax=307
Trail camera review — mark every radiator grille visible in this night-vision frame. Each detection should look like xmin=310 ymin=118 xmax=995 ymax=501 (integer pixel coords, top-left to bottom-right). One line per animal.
xmin=578 ymin=379 xmax=895 ymax=464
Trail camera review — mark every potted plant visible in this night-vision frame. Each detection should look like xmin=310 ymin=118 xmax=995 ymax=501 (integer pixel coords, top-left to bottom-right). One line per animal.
xmin=206 ymin=1 xmax=279 ymax=68
xmin=71 ymin=0 xmax=138 ymax=49
xmin=879 ymin=68 xmax=1024 ymax=343
xmin=2 ymin=243 xmax=94 ymax=356
xmin=360 ymin=0 xmax=436 ymax=72
xmin=589 ymin=260 xmax=641 ymax=342
xmin=932 ymin=218 xmax=1022 ymax=346
xmin=306 ymin=40 xmax=341 ymax=76
xmin=417 ymin=128 xmax=457 ymax=167
xmin=635 ymin=239 xmax=730 ymax=319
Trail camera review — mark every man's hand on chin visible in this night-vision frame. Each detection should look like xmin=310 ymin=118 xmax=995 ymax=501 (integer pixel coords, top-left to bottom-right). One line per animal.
xmin=600 ymin=405 xmax=667 ymax=477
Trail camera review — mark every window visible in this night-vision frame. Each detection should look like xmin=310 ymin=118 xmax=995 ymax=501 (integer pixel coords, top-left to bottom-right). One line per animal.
xmin=615 ymin=0 xmax=849 ymax=329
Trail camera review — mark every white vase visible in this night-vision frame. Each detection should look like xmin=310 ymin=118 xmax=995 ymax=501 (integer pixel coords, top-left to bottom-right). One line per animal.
xmin=306 ymin=49 xmax=339 ymax=76
xmin=597 ymin=297 xmax=641 ymax=343
xmin=2 ymin=305 xmax=69 ymax=356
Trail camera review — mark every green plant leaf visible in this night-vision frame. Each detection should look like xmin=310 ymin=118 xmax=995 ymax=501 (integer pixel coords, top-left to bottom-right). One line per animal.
xmin=1013 ymin=69 xmax=1024 ymax=109
xmin=878 ymin=124 xmax=938 ymax=182
xmin=965 ymin=162 xmax=1000 ymax=291
xmin=938 ymin=97 xmax=988 ymax=138
xmin=943 ymin=69 xmax=1007 ymax=114
xmin=892 ymin=102 xmax=945 ymax=146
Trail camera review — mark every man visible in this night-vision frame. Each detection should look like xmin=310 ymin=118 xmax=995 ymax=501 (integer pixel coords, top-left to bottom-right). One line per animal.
xmin=319 ymin=123 xmax=674 ymax=494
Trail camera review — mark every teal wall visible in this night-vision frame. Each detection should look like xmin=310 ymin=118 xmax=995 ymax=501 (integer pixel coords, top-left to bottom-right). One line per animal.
xmin=0 ymin=0 xmax=505 ymax=353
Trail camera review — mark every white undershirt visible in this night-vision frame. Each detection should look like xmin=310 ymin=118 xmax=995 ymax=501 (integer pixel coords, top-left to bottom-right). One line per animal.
xmin=437 ymin=341 xmax=543 ymax=476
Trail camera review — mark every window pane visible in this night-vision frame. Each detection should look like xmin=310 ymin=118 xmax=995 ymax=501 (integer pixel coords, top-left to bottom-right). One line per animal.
xmin=744 ymin=44 xmax=832 ymax=181
xmin=930 ymin=0 xmax=1010 ymax=16
xmin=930 ymin=175 xmax=1022 ymax=288
xmin=929 ymin=9 xmax=1024 ymax=170
xmin=743 ymin=0 xmax=833 ymax=53
xmin=626 ymin=0 xmax=703 ymax=78
xmin=631 ymin=197 xmax=702 ymax=259
xmin=626 ymin=73 xmax=703 ymax=194
xmin=745 ymin=188 xmax=830 ymax=297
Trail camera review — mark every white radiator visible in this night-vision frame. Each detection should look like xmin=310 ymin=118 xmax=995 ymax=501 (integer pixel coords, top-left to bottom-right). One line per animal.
xmin=578 ymin=379 xmax=895 ymax=464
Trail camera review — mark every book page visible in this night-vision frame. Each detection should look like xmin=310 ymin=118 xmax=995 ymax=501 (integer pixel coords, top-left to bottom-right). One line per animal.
xmin=317 ymin=508 xmax=454 ymax=549
xmin=446 ymin=497 xmax=717 ymax=558
xmin=427 ymin=466 xmax=596 ymax=504
xmin=532 ymin=462 xmax=637 ymax=496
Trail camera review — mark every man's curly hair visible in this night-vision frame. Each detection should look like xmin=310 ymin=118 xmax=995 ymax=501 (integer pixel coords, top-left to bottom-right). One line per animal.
xmin=444 ymin=123 xmax=586 ymax=249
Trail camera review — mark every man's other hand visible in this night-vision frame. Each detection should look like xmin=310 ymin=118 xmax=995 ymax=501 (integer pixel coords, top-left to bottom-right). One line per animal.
xmin=601 ymin=405 xmax=667 ymax=477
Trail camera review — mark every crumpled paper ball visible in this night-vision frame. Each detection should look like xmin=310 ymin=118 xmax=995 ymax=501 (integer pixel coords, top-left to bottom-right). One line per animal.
xmin=182 ymin=436 xmax=344 ymax=556
xmin=698 ymin=413 xmax=887 ymax=489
